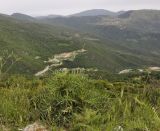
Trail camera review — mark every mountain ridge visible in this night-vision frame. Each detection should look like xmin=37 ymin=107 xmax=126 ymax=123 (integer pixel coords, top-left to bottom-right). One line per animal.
xmin=70 ymin=9 xmax=120 ymax=17
xmin=11 ymin=13 xmax=35 ymax=21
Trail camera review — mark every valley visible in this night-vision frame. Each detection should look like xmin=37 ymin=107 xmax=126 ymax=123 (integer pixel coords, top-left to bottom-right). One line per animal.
xmin=1 ymin=10 xmax=160 ymax=75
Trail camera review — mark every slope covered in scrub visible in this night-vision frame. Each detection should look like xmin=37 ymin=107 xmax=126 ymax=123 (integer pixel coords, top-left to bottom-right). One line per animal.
xmin=1 ymin=72 xmax=160 ymax=130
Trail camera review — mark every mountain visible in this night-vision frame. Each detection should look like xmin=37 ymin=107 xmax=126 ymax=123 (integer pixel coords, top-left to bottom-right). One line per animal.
xmin=71 ymin=9 xmax=118 ymax=17
xmin=43 ymin=9 xmax=160 ymax=33
xmin=11 ymin=13 xmax=35 ymax=21
xmin=0 ymin=10 xmax=160 ymax=75
xmin=34 ymin=9 xmax=160 ymax=70
xmin=37 ymin=9 xmax=125 ymax=19
xmin=0 ymin=14 xmax=85 ymax=74
xmin=40 ymin=10 xmax=160 ymax=49
xmin=0 ymin=14 xmax=128 ymax=74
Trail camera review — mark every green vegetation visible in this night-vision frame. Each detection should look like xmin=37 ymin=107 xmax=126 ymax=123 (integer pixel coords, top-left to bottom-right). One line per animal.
xmin=1 ymin=11 xmax=160 ymax=75
xmin=1 ymin=72 xmax=160 ymax=130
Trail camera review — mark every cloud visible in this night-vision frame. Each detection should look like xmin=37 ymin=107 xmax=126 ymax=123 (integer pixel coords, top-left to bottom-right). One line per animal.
xmin=0 ymin=0 xmax=160 ymax=16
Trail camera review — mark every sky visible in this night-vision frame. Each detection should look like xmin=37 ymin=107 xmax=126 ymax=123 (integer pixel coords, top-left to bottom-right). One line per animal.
xmin=0 ymin=0 xmax=160 ymax=16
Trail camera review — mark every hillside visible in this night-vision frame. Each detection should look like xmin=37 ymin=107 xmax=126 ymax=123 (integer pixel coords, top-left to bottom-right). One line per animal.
xmin=0 ymin=14 xmax=122 ymax=74
xmin=1 ymin=72 xmax=160 ymax=130
xmin=0 ymin=10 xmax=160 ymax=75
xmin=11 ymin=13 xmax=36 ymax=21
xmin=37 ymin=10 xmax=160 ymax=70
xmin=43 ymin=10 xmax=160 ymax=34
xmin=0 ymin=14 xmax=85 ymax=74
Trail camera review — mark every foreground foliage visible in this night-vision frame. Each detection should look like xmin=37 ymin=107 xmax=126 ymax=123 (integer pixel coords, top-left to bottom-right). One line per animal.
xmin=0 ymin=73 xmax=160 ymax=130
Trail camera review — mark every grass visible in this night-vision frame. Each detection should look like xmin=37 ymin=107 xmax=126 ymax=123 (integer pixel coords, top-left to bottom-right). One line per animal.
xmin=1 ymin=72 xmax=160 ymax=130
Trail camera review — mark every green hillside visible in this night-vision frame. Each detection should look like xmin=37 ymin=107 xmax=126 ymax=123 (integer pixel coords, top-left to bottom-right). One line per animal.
xmin=1 ymin=72 xmax=160 ymax=130
xmin=38 ymin=10 xmax=160 ymax=71
xmin=0 ymin=11 xmax=160 ymax=75
xmin=0 ymin=14 xmax=85 ymax=74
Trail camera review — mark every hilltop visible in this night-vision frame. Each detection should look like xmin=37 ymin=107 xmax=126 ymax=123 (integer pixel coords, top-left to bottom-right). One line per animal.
xmin=70 ymin=9 xmax=124 ymax=17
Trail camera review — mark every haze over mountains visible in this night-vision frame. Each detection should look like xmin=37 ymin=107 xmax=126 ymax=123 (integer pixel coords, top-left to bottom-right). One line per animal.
xmin=0 ymin=9 xmax=160 ymax=75
xmin=11 ymin=9 xmax=126 ymax=19
xmin=69 ymin=9 xmax=125 ymax=17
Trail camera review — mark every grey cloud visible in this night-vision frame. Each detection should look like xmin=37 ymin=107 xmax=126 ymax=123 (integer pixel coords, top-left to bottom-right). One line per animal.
xmin=0 ymin=0 xmax=160 ymax=16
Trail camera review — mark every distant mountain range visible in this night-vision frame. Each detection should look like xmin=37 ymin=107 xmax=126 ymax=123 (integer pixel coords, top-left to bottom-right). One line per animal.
xmin=70 ymin=9 xmax=126 ymax=17
xmin=12 ymin=9 xmax=126 ymax=20
xmin=0 ymin=9 xmax=160 ymax=74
